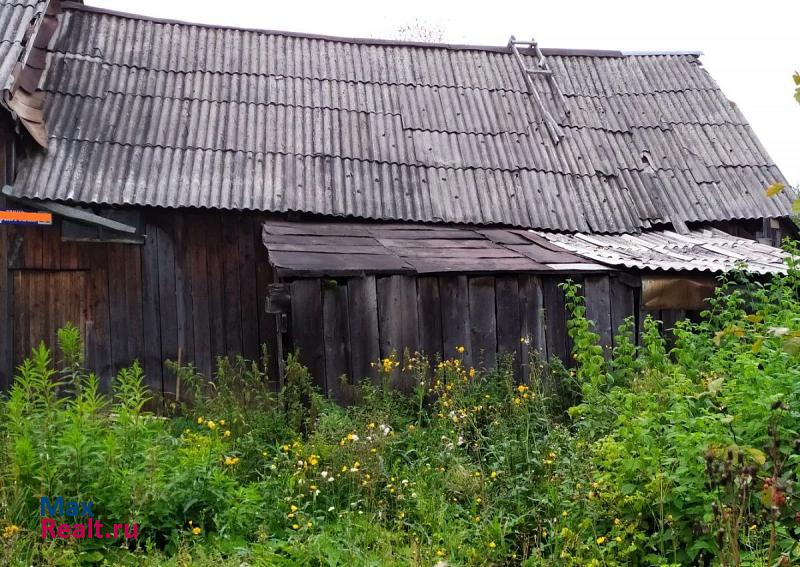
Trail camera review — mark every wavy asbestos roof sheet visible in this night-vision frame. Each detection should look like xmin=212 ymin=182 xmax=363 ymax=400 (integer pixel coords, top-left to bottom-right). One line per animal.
xmin=0 ymin=0 xmax=45 ymax=91
xmin=535 ymin=228 xmax=789 ymax=274
xmin=8 ymin=2 xmax=796 ymax=233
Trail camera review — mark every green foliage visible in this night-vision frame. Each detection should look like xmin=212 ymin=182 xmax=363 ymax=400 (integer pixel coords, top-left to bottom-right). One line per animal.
xmin=2 ymin=248 xmax=800 ymax=565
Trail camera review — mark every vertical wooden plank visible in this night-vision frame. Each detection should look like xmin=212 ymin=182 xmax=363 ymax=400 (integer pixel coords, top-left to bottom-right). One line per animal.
xmin=155 ymin=219 xmax=178 ymax=396
xmin=141 ymin=220 xmax=164 ymax=394
xmin=660 ymin=309 xmax=685 ymax=349
xmin=584 ymin=275 xmax=612 ymax=359
xmin=237 ymin=218 xmax=260 ymax=361
xmin=204 ymin=215 xmax=226 ymax=364
xmin=609 ymin=275 xmax=637 ymax=346
xmin=495 ymin=276 xmax=521 ymax=380
xmin=187 ymin=215 xmax=212 ymax=378
xmin=377 ymin=275 xmax=419 ymax=390
xmin=417 ymin=276 xmax=443 ymax=363
xmin=254 ymin=217 xmax=279 ymax=384
xmin=323 ymin=283 xmax=350 ymax=402
xmin=19 ymin=226 xmax=42 ymax=269
xmin=124 ymin=245 xmax=145 ymax=368
xmin=173 ymin=214 xmax=194 ymax=370
xmin=107 ymin=244 xmax=130 ymax=373
xmin=519 ymin=275 xmax=545 ymax=379
xmin=0 ymin=223 xmax=10 ymax=389
xmin=542 ymin=277 xmax=569 ymax=366
xmin=290 ymin=279 xmax=326 ymax=391
xmin=40 ymin=224 xmax=60 ymax=269
xmin=468 ymin=276 xmax=497 ymax=370
xmin=221 ymin=220 xmax=243 ymax=357
xmin=440 ymin=275 xmax=471 ymax=368
xmin=347 ymin=276 xmax=380 ymax=384
xmin=85 ymin=249 xmax=112 ymax=383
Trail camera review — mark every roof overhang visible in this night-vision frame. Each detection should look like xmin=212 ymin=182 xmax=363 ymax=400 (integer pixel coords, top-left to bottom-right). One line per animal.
xmin=534 ymin=228 xmax=789 ymax=275
xmin=262 ymin=220 xmax=610 ymax=279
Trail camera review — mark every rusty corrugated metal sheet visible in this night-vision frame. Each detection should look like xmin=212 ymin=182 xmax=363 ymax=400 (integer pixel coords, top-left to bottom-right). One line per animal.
xmin=9 ymin=3 xmax=796 ymax=233
xmin=537 ymin=228 xmax=789 ymax=274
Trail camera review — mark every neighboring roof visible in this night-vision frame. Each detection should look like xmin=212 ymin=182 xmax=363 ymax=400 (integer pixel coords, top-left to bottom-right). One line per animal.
xmin=535 ymin=228 xmax=789 ymax=274
xmin=7 ymin=2 xmax=795 ymax=233
xmin=262 ymin=220 xmax=605 ymax=277
xmin=0 ymin=0 xmax=58 ymax=146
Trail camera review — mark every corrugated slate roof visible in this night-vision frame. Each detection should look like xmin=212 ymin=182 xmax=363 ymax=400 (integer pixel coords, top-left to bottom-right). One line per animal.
xmin=0 ymin=0 xmax=45 ymax=92
xmin=536 ymin=228 xmax=789 ymax=274
xmin=8 ymin=3 xmax=795 ymax=233
xmin=262 ymin=220 xmax=606 ymax=277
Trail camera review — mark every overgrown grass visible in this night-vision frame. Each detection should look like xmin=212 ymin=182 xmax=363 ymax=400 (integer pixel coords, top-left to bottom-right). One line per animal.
xmin=1 ymin=248 xmax=800 ymax=566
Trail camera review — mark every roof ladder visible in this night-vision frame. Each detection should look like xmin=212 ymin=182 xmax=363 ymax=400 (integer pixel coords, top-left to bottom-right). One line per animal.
xmin=508 ymin=35 xmax=570 ymax=144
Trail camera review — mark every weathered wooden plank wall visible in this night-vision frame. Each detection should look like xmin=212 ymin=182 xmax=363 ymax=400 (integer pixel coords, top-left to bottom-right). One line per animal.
xmin=1 ymin=211 xmax=279 ymax=394
xmin=0 ymin=119 xmax=14 ymax=390
xmin=286 ymin=272 xmax=644 ymax=403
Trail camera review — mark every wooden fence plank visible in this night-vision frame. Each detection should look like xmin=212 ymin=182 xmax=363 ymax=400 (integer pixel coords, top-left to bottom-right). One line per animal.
xmin=495 ymin=276 xmax=521 ymax=379
xmin=440 ymin=275 xmax=471 ymax=368
xmin=323 ymin=283 xmax=350 ymax=402
xmin=290 ymin=279 xmax=326 ymax=391
xmin=155 ymin=220 xmax=179 ymax=396
xmin=468 ymin=276 xmax=497 ymax=370
xmin=347 ymin=276 xmax=380 ymax=384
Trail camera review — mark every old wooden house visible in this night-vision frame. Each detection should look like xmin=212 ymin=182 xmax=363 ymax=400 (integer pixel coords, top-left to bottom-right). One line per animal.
xmin=0 ymin=0 xmax=795 ymax=400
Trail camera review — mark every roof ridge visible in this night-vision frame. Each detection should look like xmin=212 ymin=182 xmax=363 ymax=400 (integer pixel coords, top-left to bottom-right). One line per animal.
xmin=60 ymin=2 xmax=700 ymax=58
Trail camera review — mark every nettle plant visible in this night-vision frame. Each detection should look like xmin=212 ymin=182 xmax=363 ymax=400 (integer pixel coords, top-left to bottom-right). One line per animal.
xmin=556 ymin=257 xmax=800 ymax=567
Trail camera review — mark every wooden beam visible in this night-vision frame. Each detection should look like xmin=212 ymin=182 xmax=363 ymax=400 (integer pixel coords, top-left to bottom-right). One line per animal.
xmin=1 ymin=188 xmax=138 ymax=234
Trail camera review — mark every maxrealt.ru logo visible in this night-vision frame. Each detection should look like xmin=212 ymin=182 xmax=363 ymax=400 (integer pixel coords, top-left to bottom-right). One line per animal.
xmin=40 ymin=497 xmax=138 ymax=540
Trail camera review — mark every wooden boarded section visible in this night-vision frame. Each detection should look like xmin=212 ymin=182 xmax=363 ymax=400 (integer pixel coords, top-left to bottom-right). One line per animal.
xmin=584 ymin=275 xmax=612 ymax=358
xmin=1 ymin=211 xmax=280 ymax=395
xmin=12 ymin=270 xmax=88 ymax=365
xmin=468 ymin=276 xmax=497 ymax=370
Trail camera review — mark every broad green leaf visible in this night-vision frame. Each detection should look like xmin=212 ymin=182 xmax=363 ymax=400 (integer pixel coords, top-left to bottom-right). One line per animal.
xmin=765 ymin=182 xmax=785 ymax=197
xmin=746 ymin=447 xmax=766 ymax=466
xmin=745 ymin=313 xmax=763 ymax=323
xmin=751 ymin=337 xmax=764 ymax=353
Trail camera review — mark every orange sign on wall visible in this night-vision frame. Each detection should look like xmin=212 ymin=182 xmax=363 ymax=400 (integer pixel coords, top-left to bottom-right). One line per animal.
xmin=0 ymin=210 xmax=53 ymax=225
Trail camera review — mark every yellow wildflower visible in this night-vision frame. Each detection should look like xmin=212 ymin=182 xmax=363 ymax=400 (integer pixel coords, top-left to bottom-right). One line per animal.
xmin=306 ymin=521 xmax=313 ymax=528
xmin=488 ymin=541 xmax=496 ymax=549
xmin=436 ymin=549 xmax=445 ymax=557
xmin=206 ymin=420 xmax=216 ymax=430
xmin=223 ymin=430 xmax=231 ymax=437
xmin=219 ymin=419 xmax=225 ymax=426
xmin=2 ymin=524 xmax=21 ymax=538
xmin=596 ymin=536 xmax=607 ymax=545
xmin=367 ymin=422 xmax=375 ymax=429
xmin=292 ymin=524 xmax=300 ymax=530
xmin=290 ymin=505 xmax=298 ymax=512
xmin=517 ymin=384 xmax=528 ymax=393
xmin=197 ymin=416 xmax=204 ymax=424
xmin=192 ymin=526 xmax=201 ymax=535
xmin=456 ymin=345 xmax=465 ymax=354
